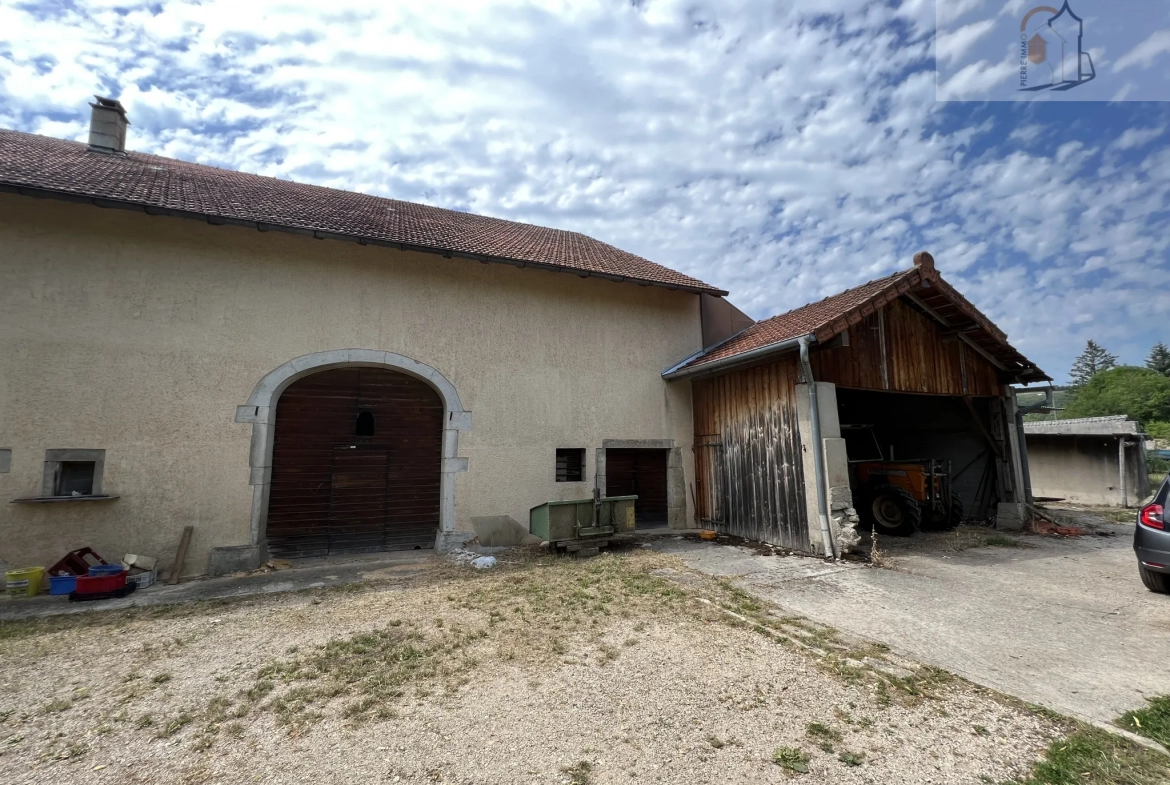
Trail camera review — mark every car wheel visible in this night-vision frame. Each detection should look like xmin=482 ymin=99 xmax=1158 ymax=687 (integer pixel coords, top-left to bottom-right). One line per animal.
xmin=1139 ymin=564 xmax=1170 ymax=594
xmin=865 ymin=485 xmax=921 ymax=537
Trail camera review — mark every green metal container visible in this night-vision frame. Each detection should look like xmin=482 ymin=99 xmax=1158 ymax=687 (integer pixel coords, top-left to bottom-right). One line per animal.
xmin=530 ymin=496 xmax=638 ymax=544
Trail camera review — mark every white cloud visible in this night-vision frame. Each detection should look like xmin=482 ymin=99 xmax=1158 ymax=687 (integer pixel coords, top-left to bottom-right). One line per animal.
xmin=0 ymin=0 xmax=1166 ymax=381
xmin=935 ymin=19 xmax=997 ymax=67
xmin=1008 ymin=124 xmax=1043 ymax=144
xmin=1111 ymin=126 xmax=1164 ymax=152
xmin=1114 ymin=29 xmax=1170 ymax=72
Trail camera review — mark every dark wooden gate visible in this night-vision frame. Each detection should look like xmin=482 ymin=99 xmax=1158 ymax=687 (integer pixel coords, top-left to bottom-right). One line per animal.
xmin=605 ymin=448 xmax=669 ymax=528
xmin=691 ymin=357 xmax=811 ymax=551
xmin=267 ymin=367 xmax=443 ymax=558
xmin=693 ymin=437 xmax=725 ymax=526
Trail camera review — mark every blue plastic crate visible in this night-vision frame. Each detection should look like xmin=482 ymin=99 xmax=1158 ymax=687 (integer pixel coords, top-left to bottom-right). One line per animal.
xmin=49 ymin=575 xmax=77 ymax=595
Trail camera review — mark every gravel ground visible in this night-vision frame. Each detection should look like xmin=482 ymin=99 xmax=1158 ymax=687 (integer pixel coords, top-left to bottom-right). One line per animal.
xmin=0 ymin=550 xmax=1065 ymax=784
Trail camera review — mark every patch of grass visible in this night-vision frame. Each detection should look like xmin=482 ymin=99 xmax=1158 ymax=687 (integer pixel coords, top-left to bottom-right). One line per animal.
xmin=245 ymin=679 xmax=275 ymax=702
xmin=837 ymin=751 xmax=865 ymax=767
xmin=983 ymin=535 xmax=1029 ymax=548
xmin=1008 ymin=725 xmax=1170 ymax=785
xmin=151 ymin=673 xmax=172 ymax=685
xmin=205 ymin=696 xmax=233 ymax=722
xmin=805 ymin=721 xmax=842 ymax=742
xmin=706 ymin=734 xmax=725 ymax=749
xmin=39 ymin=698 xmax=71 ymax=714
xmin=973 ymin=724 xmax=990 ymax=736
xmin=1117 ymin=695 xmax=1170 ymax=748
xmin=156 ymin=711 xmax=194 ymax=739
xmin=772 ymin=746 xmax=810 ymax=774
xmin=560 ymin=760 xmax=593 ymax=785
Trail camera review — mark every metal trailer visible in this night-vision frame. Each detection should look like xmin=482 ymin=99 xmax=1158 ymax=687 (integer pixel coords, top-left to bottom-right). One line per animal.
xmin=529 ymin=494 xmax=638 ymax=554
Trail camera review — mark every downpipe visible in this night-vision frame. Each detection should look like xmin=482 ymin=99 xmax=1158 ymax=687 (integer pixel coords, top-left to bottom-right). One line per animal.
xmin=799 ymin=336 xmax=837 ymax=560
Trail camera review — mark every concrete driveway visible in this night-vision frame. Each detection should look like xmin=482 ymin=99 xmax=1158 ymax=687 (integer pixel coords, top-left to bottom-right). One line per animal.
xmin=653 ymin=510 xmax=1170 ymax=726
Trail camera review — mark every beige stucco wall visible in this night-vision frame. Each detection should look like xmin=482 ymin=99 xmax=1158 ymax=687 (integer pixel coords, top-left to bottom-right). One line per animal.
xmin=1025 ymin=433 xmax=1151 ymax=507
xmin=0 ymin=193 xmax=701 ymax=577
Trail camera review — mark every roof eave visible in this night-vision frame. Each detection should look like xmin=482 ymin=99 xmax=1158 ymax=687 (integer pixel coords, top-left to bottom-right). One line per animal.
xmin=0 ymin=182 xmax=728 ymax=297
xmin=663 ymin=334 xmax=813 ymax=380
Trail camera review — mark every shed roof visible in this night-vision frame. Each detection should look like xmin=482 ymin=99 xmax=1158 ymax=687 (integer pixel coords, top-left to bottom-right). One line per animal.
xmin=0 ymin=129 xmax=724 ymax=295
xmin=1023 ymin=415 xmax=1144 ymax=436
xmin=669 ymin=254 xmax=1048 ymax=383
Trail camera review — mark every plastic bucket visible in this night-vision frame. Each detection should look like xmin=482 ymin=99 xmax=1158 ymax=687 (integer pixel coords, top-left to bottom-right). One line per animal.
xmin=88 ymin=564 xmax=124 ymax=577
xmin=6 ymin=567 xmax=45 ymax=597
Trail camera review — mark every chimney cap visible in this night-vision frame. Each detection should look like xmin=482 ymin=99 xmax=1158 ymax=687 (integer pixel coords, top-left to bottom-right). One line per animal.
xmin=89 ymin=96 xmax=130 ymax=124
xmin=913 ymin=251 xmax=935 ymax=271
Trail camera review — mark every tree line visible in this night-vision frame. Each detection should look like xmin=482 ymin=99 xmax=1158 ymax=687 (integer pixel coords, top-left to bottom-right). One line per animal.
xmin=1060 ymin=340 xmax=1170 ymax=438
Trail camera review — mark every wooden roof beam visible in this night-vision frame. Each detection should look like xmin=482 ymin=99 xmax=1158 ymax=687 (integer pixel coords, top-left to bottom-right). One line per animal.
xmin=904 ymin=291 xmax=1008 ymax=372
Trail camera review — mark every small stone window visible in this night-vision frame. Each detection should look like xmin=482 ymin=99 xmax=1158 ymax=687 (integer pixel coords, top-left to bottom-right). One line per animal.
xmin=43 ymin=449 xmax=106 ymax=497
xmin=355 ymin=410 xmax=376 ymax=437
xmin=556 ymin=448 xmax=585 ymax=482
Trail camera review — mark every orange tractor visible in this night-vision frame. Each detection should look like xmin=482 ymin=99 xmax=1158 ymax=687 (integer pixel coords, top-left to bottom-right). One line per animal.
xmin=851 ymin=459 xmax=963 ymax=537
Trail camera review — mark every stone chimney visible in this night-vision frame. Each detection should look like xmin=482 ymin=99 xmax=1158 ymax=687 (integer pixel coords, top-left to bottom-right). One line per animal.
xmin=88 ymin=96 xmax=129 ymax=155
xmin=912 ymin=251 xmax=935 ymax=272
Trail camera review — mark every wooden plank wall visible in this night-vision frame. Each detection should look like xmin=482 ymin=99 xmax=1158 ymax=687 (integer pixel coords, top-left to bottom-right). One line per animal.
xmin=691 ymin=355 xmax=810 ymax=550
xmin=810 ymin=298 xmax=1001 ymax=396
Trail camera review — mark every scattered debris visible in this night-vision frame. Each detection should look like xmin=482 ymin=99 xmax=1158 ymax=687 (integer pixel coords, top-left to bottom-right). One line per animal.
xmin=46 ymin=547 xmax=107 ymax=579
xmin=471 ymin=556 xmax=497 ymax=570
xmin=1029 ymin=519 xmax=1086 ymax=537
xmin=446 ymin=549 xmax=481 ymax=565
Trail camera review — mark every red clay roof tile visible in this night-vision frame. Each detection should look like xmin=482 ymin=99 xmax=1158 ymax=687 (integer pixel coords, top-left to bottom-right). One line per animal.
xmin=686 ymin=269 xmax=917 ymax=368
xmin=679 ymin=265 xmax=1047 ymax=382
xmin=0 ymin=129 xmax=724 ymax=295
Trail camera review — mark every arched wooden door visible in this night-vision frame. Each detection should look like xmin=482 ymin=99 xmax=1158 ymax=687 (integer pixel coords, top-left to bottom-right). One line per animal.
xmin=266 ymin=367 xmax=444 ymax=558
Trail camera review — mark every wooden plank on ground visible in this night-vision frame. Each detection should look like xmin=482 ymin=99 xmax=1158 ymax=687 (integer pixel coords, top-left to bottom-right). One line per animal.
xmin=168 ymin=525 xmax=194 ymax=585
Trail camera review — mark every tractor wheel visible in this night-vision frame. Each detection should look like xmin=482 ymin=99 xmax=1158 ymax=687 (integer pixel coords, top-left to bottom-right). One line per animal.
xmin=948 ymin=497 xmax=965 ymax=528
xmin=922 ymin=497 xmax=963 ymax=532
xmin=864 ymin=485 xmax=921 ymax=537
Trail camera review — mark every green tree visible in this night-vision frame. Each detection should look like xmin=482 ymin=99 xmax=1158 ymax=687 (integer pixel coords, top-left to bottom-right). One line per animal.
xmin=1061 ymin=366 xmax=1170 ymax=424
xmin=1147 ymin=342 xmax=1170 ymax=377
xmin=1069 ymin=340 xmax=1117 ymax=386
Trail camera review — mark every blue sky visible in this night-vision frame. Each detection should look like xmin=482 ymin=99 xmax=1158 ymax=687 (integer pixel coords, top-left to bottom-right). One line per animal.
xmin=1 ymin=0 xmax=1167 ymax=383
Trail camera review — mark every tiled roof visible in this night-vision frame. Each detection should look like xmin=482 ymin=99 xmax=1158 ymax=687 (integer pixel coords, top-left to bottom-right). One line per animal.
xmin=686 ymin=268 xmax=916 ymax=367
xmin=0 ymin=129 xmax=724 ymax=295
xmin=676 ymin=261 xmax=1048 ymax=383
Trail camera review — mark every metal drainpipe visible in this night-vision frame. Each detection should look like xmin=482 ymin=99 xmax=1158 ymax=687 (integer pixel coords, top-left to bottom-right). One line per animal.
xmin=798 ymin=336 xmax=836 ymax=560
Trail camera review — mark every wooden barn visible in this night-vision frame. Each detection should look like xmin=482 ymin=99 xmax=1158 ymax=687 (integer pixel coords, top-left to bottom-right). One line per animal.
xmin=663 ymin=253 xmax=1050 ymax=555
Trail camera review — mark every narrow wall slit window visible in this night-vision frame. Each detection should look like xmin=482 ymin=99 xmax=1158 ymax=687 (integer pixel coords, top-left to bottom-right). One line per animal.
xmin=355 ymin=410 xmax=376 ymax=437
xmin=556 ymin=448 xmax=585 ymax=482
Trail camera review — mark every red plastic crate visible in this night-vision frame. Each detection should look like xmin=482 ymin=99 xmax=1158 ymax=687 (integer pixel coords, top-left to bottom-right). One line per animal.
xmin=74 ymin=571 xmax=126 ymax=594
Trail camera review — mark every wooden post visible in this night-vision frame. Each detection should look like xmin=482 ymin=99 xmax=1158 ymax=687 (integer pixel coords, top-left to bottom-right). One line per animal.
xmin=168 ymin=525 xmax=194 ymax=585
xmin=1119 ymin=439 xmax=1128 ymax=509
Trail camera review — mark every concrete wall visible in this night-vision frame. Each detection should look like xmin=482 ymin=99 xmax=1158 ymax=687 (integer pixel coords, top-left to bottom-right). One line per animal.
xmin=795 ymin=382 xmax=860 ymax=556
xmin=0 ymin=193 xmax=701 ymax=576
xmin=1025 ymin=434 xmax=1151 ymax=507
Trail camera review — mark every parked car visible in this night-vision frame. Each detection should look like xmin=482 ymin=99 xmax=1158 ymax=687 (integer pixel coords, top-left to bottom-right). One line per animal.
xmin=1136 ymin=476 xmax=1170 ymax=594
